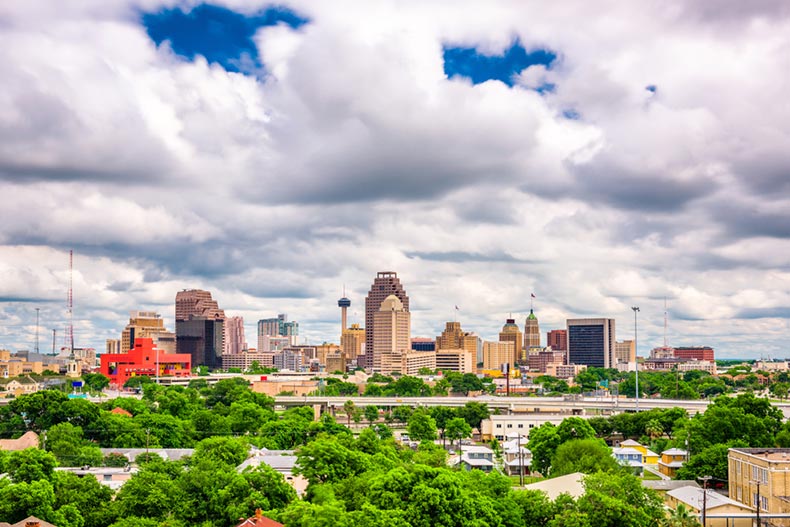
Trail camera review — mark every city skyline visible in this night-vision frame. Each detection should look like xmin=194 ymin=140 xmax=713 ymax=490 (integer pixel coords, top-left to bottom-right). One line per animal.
xmin=1 ymin=2 xmax=789 ymax=359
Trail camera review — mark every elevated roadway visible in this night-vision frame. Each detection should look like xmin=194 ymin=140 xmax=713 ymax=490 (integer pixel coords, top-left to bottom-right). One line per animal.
xmin=273 ymin=395 xmax=717 ymax=416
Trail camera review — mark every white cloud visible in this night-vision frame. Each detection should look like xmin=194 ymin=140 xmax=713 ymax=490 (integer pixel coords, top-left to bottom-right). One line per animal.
xmin=0 ymin=0 xmax=789 ymax=358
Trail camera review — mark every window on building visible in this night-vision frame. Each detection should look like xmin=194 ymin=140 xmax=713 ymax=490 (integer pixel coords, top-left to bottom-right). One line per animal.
xmin=518 ymin=424 xmax=524 ymax=428
xmin=507 ymin=424 xmax=512 ymax=428
xmin=761 ymin=468 xmax=768 ymax=484
xmin=496 ymin=424 xmax=502 ymax=428
xmin=737 ymin=487 xmax=742 ymax=501
xmin=761 ymin=496 xmax=768 ymax=511
xmin=752 ymin=465 xmax=758 ymax=480
xmin=736 ymin=461 xmax=741 ymax=475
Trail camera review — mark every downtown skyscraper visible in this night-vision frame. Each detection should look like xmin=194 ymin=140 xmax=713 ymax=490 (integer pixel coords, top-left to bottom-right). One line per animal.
xmin=364 ymin=271 xmax=409 ymax=369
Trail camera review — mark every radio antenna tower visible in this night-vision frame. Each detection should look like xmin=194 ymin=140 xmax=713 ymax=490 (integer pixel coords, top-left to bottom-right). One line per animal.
xmin=34 ymin=308 xmax=40 ymax=353
xmin=67 ymin=250 xmax=74 ymax=355
xmin=663 ymin=296 xmax=668 ymax=348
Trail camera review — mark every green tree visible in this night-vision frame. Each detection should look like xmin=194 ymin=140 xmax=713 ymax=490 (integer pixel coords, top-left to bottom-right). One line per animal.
xmin=192 ymin=436 xmax=249 ymax=467
xmin=115 ymin=467 xmax=184 ymax=520
xmin=364 ymin=405 xmax=379 ymax=425
xmin=6 ymin=448 xmax=58 ymax=483
xmin=82 ymin=373 xmax=110 ymax=393
xmin=557 ymin=417 xmax=597 ymax=443
xmin=444 ymin=417 xmax=472 ymax=455
xmin=343 ymin=400 xmax=357 ymax=426
xmin=552 ymin=439 xmax=621 ymax=476
xmin=676 ymin=442 xmax=743 ymax=481
xmin=528 ymin=423 xmax=561 ymax=476
xmin=457 ymin=401 xmax=490 ymax=431
xmin=407 ymin=409 xmax=438 ymax=442
xmin=52 ymin=470 xmax=115 ymax=527
xmin=295 ymin=436 xmax=370 ymax=485
xmin=578 ymin=472 xmax=665 ymax=527
xmin=663 ymin=503 xmax=700 ymax=527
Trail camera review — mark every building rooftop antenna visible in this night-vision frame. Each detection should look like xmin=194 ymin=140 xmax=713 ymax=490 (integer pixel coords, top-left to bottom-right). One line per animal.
xmin=663 ymin=296 xmax=668 ymax=348
xmin=34 ymin=307 xmax=40 ymax=354
xmin=67 ymin=250 xmax=75 ymax=357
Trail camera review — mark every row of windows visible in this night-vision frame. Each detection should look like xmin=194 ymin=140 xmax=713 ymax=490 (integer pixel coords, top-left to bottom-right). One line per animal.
xmin=495 ymin=423 xmax=534 ymax=429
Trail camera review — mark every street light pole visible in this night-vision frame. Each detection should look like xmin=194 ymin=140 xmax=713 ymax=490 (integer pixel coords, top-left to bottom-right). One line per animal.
xmin=700 ymin=475 xmax=712 ymax=527
xmin=631 ymin=306 xmax=640 ymax=411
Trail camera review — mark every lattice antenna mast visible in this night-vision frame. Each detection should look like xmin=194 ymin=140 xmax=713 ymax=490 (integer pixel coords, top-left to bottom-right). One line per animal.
xmin=34 ymin=308 xmax=40 ymax=353
xmin=67 ymin=250 xmax=74 ymax=356
xmin=663 ymin=296 xmax=668 ymax=348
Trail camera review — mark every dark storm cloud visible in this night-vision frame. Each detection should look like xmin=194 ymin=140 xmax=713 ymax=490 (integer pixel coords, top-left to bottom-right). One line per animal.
xmin=730 ymin=149 xmax=790 ymax=196
xmin=736 ymin=306 xmax=790 ymax=319
xmin=710 ymin=201 xmax=790 ymax=240
xmin=570 ymin=157 xmax=717 ymax=212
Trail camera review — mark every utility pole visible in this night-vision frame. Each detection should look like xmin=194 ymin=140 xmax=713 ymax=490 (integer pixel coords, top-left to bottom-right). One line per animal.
xmin=517 ymin=433 xmax=524 ymax=486
xmin=700 ymin=475 xmax=712 ymax=527
xmin=631 ymin=306 xmax=640 ymax=410
xmin=753 ymin=479 xmax=762 ymax=527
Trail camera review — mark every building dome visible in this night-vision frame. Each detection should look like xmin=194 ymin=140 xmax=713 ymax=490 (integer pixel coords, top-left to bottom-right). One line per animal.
xmin=338 ymin=297 xmax=351 ymax=308
xmin=527 ymin=309 xmax=537 ymax=320
xmin=379 ymin=294 xmax=404 ymax=311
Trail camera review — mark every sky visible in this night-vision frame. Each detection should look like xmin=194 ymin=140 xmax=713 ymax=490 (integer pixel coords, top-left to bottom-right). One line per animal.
xmin=1 ymin=1 xmax=790 ymax=360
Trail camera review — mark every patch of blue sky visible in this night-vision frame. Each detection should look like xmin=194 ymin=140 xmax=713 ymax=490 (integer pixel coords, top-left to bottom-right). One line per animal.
xmin=443 ymin=39 xmax=556 ymax=88
xmin=142 ymin=3 xmax=308 ymax=74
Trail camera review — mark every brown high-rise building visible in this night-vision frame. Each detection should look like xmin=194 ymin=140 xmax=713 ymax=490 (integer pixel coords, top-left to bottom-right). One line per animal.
xmin=372 ymin=295 xmax=411 ymax=374
xmin=175 ymin=289 xmax=225 ymax=321
xmin=499 ymin=318 xmax=523 ymax=365
xmin=436 ymin=321 xmax=479 ymax=356
xmin=674 ymin=346 xmax=714 ymax=361
xmin=547 ymin=329 xmax=567 ymax=352
xmin=121 ymin=311 xmax=176 ymax=354
xmin=175 ymin=289 xmax=226 ymax=369
xmin=364 ymin=272 xmax=409 ymax=369
xmin=524 ymin=310 xmax=540 ymax=350
xmin=224 ymin=316 xmax=246 ymax=355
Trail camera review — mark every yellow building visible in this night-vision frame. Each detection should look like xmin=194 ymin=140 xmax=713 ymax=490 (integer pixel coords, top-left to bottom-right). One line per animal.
xmin=665 ymin=485 xmax=752 ymax=527
xmin=0 ymin=350 xmax=43 ymax=376
xmin=728 ymin=447 xmax=790 ymax=524
xmin=615 ymin=340 xmax=636 ymax=365
xmin=658 ymin=448 xmax=688 ymax=478
xmin=524 ymin=310 xmax=540 ymax=351
xmin=498 ymin=319 xmax=523 ymax=365
xmin=483 ymin=341 xmax=515 ymax=371
xmin=619 ymin=439 xmax=659 ymax=465
xmin=341 ymin=324 xmax=365 ymax=360
xmin=315 ymin=343 xmax=340 ymax=365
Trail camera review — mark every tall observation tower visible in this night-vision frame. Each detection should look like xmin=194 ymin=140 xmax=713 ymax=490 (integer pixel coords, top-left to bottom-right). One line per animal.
xmin=338 ymin=295 xmax=351 ymax=332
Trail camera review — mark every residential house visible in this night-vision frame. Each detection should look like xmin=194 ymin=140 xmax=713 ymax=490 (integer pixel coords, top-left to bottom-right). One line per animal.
xmin=658 ymin=448 xmax=688 ymax=478
xmin=450 ymin=445 xmax=495 ymax=472
xmin=235 ymin=509 xmax=284 ymax=527
xmin=238 ymin=447 xmax=307 ymax=496
xmin=612 ymin=447 xmax=643 ymax=474
xmin=524 ymin=472 xmax=586 ymax=500
xmin=0 ymin=431 xmax=40 ymax=451
xmin=502 ymin=436 xmax=532 ymax=476
xmin=55 ymin=466 xmax=137 ymax=491
xmin=619 ymin=439 xmax=659 ymax=465
xmin=0 ymin=516 xmax=59 ymax=527
xmin=665 ymin=486 xmax=752 ymax=527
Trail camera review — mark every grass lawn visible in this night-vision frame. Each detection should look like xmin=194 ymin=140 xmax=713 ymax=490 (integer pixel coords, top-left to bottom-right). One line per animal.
xmin=642 ymin=471 xmax=662 ymax=480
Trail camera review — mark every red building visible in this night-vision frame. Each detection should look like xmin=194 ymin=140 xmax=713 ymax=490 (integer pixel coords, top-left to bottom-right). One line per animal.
xmin=674 ymin=346 xmax=714 ymax=361
xmin=101 ymin=338 xmax=191 ymax=386
xmin=546 ymin=329 xmax=567 ymax=352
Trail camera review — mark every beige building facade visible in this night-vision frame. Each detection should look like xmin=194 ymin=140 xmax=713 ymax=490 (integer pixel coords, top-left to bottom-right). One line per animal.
xmin=436 ymin=349 xmax=475 ymax=373
xmin=373 ymin=295 xmax=411 ymax=374
xmin=499 ymin=319 xmax=523 ymax=365
xmin=121 ymin=311 xmax=176 ymax=354
xmin=482 ymin=341 xmax=515 ymax=371
xmin=728 ymin=447 xmax=790 ymax=524
xmin=341 ymin=324 xmax=365 ymax=360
